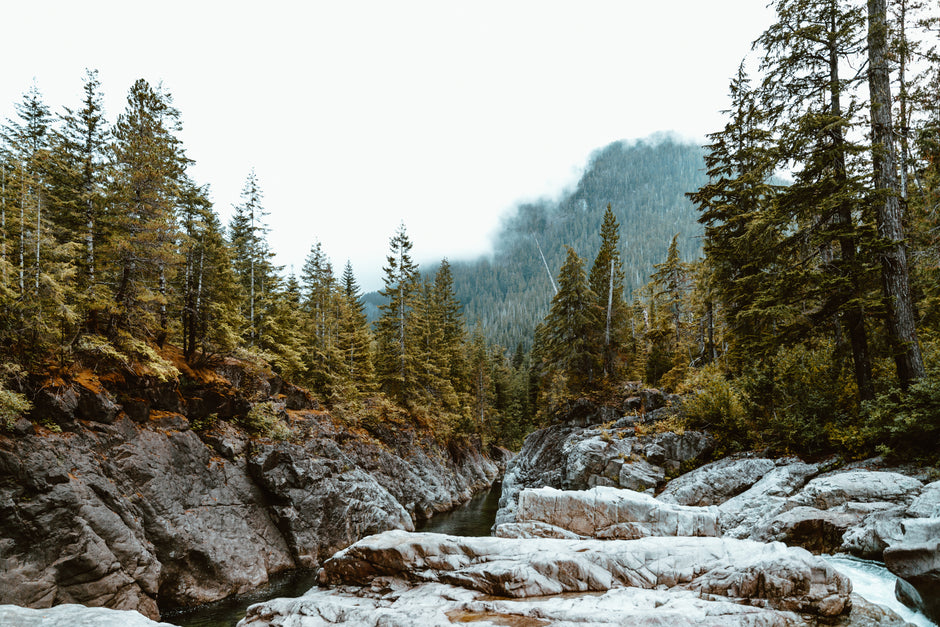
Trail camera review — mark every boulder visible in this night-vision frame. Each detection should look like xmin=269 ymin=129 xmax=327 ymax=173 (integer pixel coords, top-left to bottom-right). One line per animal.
xmin=239 ymin=581 xmax=808 ymax=626
xmin=496 ymin=486 xmax=719 ymax=540
xmin=315 ymin=530 xmax=851 ymax=618
xmin=883 ymin=517 xmax=940 ymax=624
xmin=658 ymin=456 xmax=777 ymax=506
xmin=0 ymin=603 xmax=177 ymax=626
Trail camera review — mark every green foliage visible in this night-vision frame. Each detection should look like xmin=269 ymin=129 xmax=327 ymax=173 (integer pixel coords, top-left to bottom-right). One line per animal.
xmin=680 ymin=364 xmax=749 ymax=452
xmin=240 ymin=401 xmax=290 ymax=440
xmin=0 ymin=366 xmax=31 ymax=431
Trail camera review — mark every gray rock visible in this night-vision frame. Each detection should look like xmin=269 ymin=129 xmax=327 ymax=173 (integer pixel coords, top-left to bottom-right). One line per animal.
xmin=794 ymin=471 xmax=923 ymax=510
xmin=314 ymin=530 xmax=851 ymax=618
xmin=658 ymin=456 xmax=777 ymax=506
xmin=240 ymin=581 xmax=808 ymax=626
xmin=498 ymin=486 xmax=720 ymax=539
xmin=0 ymin=603 xmax=177 ymax=626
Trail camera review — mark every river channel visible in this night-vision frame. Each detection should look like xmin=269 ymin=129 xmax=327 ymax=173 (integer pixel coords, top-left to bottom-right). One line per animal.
xmin=161 ymin=481 xmax=935 ymax=626
xmin=162 ymin=484 xmax=502 ymax=626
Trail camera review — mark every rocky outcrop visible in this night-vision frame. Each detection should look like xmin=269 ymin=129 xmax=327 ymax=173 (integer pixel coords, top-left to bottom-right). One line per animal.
xmin=0 ymin=363 xmax=499 ymax=620
xmin=654 ymin=454 xmax=940 ymax=623
xmin=0 ymin=603 xmax=176 ymax=626
xmin=239 ymin=530 xmax=853 ymax=626
xmin=495 ymin=396 xmax=713 ymax=527
xmin=495 ymin=486 xmax=719 ymax=540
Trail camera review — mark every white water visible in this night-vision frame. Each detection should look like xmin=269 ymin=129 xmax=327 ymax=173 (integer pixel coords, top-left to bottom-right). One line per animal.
xmin=824 ymin=555 xmax=936 ymax=627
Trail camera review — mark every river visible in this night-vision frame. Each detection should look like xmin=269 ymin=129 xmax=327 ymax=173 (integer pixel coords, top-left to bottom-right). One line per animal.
xmin=162 ymin=482 xmax=935 ymax=626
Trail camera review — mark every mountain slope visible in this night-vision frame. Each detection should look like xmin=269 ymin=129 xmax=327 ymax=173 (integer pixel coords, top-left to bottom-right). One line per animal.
xmin=451 ymin=135 xmax=708 ymax=349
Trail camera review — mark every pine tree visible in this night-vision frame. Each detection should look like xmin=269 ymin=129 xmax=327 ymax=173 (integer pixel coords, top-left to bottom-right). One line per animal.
xmin=539 ymin=247 xmax=600 ymax=396
xmin=867 ymin=0 xmax=926 ymax=387
xmin=587 ymin=204 xmax=629 ymax=380
xmin=755 ymin=0 xmax=876 ymax=400
xmin=229 ymin=170 xmax=273 ymax=346
xmin=108 ymin=79 xmax=188 ymax=345
xmin=337 ymin=260 xmax=375 ymax=396
xmin=374 ymin=223 xmax=420 ymax=402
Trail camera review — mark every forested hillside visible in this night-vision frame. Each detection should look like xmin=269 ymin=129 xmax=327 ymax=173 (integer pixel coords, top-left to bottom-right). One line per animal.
xmin=447 ymin=136 xmax=708 ymax=350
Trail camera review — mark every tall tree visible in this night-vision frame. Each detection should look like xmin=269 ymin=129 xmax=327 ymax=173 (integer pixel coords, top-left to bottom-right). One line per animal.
xmin=756 ymin=0 xmax=876 ymax=400
xmin=108 ymin=79 xmax=188 ymax=344
xmin=538 ymin=247 xmax=600 ymax=396
xmin=374 ymin=223 xmax=420 ymax=402
xmin=867 ymin=0 xmax=926 ymax=387
xmin=587 ymin=204 xmax=628 ymax=380
xmin=229 ymin=170 xmax=273 ymax=346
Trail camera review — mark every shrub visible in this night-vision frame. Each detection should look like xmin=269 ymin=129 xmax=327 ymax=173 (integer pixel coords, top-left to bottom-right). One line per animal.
xmin=681 ymin=363 xmax=750 ymax=452
xmin=0 ymin=386 xmax=32 ymax=432
xmin=241 ymin=401 xmax=290 ymax=440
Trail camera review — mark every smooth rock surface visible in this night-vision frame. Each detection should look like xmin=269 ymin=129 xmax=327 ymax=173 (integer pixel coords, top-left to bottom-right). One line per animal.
xmin=316 ymin=530 xmax=852 ymax=617
xmin=0 ymin=603 xmax=176 ymax=626
xmin=496 ymin=486 xmax=719 ymax=539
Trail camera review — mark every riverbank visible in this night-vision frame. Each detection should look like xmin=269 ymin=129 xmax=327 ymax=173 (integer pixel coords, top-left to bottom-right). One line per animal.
xmin=0 ymin=355 xmax=503 ymax=621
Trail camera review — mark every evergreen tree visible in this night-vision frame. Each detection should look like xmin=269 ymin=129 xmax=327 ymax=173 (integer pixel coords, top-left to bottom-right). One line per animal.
xmin=337 ymin=260 xmax=375 ymax=396
xmin=374 ymin=223 xmax=420 ymax=402
xmin=867 ymin=0 xmax=926 ymax=387
xmin=538 ymin=247 xmax=600 ymax=396
xmin=107 ymin=79 xmax=188 ymax=345
xmin=587 ymin=204 xmax=629 ymax=380
xmin=229 ymin=170 xmax=273 ymax=345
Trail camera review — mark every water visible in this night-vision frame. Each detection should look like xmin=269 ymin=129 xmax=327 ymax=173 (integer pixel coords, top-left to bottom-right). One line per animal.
xmin=416 ymin=482 xmax=502 ymax=536
xmin=160 ymin=569 xmax=318 ymax=627
xmin=824 ymin=554 xmax=936 ymax=627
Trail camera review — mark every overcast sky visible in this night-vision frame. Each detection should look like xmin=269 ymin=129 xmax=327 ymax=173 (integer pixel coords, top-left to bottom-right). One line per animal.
xmin=2 ymin=1 xmax=775 ymax=291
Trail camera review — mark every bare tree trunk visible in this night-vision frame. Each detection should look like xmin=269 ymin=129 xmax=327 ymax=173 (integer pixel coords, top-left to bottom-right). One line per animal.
xmin=534 ymin=235 xmax=558 ymax=295
xmin=868 ymin=0 xmax=925 ymax=388
xmin=1 ymin=165 xmax=5 ymax=285
xmin=19 ymin=165 xmax=25 ymax=296
xmin=35 ymin=181 xmax=41 ymax=294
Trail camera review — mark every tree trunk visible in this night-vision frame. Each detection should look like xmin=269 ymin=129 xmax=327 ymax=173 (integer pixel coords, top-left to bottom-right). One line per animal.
xmin=867 ymin=0 xmax=925 ymax=388
xmin=828 ymin=17 xmax=874 ymax=401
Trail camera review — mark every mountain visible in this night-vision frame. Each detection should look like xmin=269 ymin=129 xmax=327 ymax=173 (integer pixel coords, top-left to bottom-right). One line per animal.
xmin=449 ymin=135 xmax=708 ymax=350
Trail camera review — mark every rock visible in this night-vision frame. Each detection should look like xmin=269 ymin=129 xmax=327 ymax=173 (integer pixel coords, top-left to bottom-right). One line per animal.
xmin=496 ymin=398 xmax=713 ymax=526
xmin=658 ymin=456 xmax=777 ymax=506
xmin=315 ymin=530 xmax=851 ymax=618
xmin=240 ymin=581 xmax=808 ymax=626
xmin=0 ymin=366 xmax=501 ymax=619
xmin=496 ymin=486 xmax=719 ymax=540
xmin=794 ymin=471 xmax=923 ymax=510
xmin=883 ymin=517 xmax=940 ymax=624
xmin=908 ymin=480 xmax=940 ymax=518
xmin=0 ymin=603 xmax=177 ymax=626
xmin=248 ymin=442 xmax=413 ymax=567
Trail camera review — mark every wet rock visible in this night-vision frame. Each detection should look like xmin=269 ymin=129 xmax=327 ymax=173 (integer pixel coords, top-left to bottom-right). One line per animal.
xmin=883 ymin=517 xmax=940 ymax=624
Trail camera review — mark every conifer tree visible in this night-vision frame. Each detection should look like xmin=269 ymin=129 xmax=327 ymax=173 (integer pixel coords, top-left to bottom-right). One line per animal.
xmin=539 ymin=247 xmax=600 ymax=395
xmin=337 ymin=260 xmax=375 ymax=395
xmin=867 ymin=0 xmax=925 ymax=387
xmin=229 ymin=170 xmax=273 ymax=345
xmin=108 ymin=79 xmax=188 ymax=344
xmin=374 ymin=223 xmax=420 ymax=402
xmin=588 ymin=204 xmax=628 ymax=379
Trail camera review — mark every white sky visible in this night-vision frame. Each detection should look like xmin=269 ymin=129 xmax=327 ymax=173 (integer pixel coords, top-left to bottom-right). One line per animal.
xmin=2 ymin=1 xmax=774 ymax=291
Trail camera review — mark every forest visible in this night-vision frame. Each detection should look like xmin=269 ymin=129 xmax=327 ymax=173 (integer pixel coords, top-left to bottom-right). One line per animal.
xmin=2 ymin=0 xmax=939 ymax=462
xmin=523 ymin=0 xmax=940 ymax=461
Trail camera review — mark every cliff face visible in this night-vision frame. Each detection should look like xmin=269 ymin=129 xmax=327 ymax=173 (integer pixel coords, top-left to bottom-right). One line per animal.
xmin=0 ymin=355 xmax=499 ymax=620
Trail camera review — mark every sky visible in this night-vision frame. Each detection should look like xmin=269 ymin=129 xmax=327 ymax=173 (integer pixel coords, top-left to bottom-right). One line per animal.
xmin=2 ymin=1 xmax=775 ymax=291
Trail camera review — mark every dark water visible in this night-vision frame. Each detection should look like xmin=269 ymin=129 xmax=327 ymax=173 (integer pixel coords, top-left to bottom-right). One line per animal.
xmin=161 ymin=569 xmax=318 ymax=627
xmin=416 ymin=482 xmax=502 ymax=536
xmin=161 ymin=483 xmax=502 ymax=626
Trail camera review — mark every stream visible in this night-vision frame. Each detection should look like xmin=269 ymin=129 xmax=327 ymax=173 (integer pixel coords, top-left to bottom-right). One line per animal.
xmin=162 ymin=482 xmax=935 ymax=626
